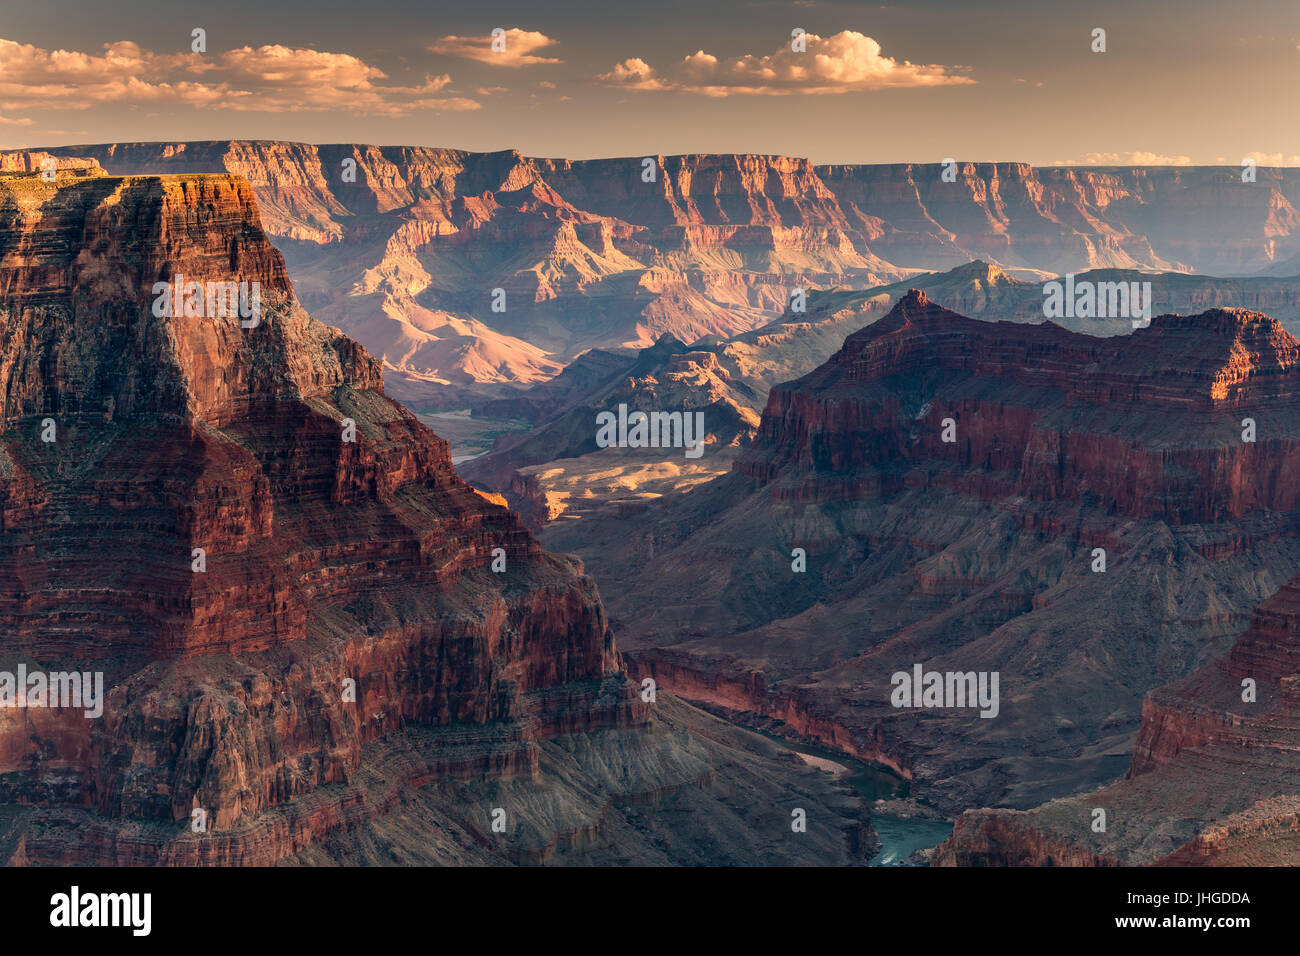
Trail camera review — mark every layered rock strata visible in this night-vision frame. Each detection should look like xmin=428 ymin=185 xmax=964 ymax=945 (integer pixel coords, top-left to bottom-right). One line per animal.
xmin=937 ymin=572 xmax=1300 ymax=866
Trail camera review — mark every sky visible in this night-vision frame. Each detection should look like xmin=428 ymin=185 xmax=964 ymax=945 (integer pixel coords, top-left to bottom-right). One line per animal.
xmin=1 ymin=0 xmax=1297 ymax=165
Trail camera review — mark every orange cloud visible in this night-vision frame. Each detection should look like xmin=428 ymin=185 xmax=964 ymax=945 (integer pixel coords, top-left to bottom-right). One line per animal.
xmin=0 ymin=38 xmax=480 ymax=117
xmin=430 ymin=29 xmax=561 ymax=67
xmin=1239 ymin=151 xmax=1300 ymax=167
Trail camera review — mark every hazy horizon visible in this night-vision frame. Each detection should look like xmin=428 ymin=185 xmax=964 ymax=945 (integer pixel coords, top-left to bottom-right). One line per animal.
xmin=2 ymin=0 xmax=1296 ymax=166
xmin=22 ymin=138 xmax=1300 ymax=169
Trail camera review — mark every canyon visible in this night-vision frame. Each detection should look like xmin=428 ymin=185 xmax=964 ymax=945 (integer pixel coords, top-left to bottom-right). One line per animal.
xmin=0 ymin=162 xmax=872 ymax=866
xmin=7 ymin=140 xmax=1300 ymax=867
xmin=462 ymin=333 xmax=761 ymax=529
xmin=462 ymin=257 xmax=1300 ymax=530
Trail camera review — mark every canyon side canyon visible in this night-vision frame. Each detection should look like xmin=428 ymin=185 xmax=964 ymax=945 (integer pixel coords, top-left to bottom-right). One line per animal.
xmin=538 ymin=289 xmax=1300 ymax=863
xmin=4 ymin=142 xmax=1300 ymax=866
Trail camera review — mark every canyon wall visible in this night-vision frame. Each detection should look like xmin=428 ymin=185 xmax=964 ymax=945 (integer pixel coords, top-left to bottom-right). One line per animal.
xmin=742 ymin=290 xmax=1300 ymax=522
xmin=30 ymin=143 xmax=1300 ymax=403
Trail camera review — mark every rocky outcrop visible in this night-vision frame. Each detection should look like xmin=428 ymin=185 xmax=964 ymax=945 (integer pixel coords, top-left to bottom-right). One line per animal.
xmin=0 ymin=152 xmax=103 ymax=176
xmin=935 ymin=811 xmax=1117 ymax=867
xmin=463 ymin=332 xmax=761 ymax=529
xmin=0 ymin=169 xmax=871 ymax=865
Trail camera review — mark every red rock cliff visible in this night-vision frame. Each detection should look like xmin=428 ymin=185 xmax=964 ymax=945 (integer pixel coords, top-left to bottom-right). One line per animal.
xmin=555 ymin=289 xmax=1300 ymax=817
xmin=0 ymin=170 xmax=628 ymax=862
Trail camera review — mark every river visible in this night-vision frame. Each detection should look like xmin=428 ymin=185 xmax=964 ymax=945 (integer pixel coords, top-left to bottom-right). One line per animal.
xmin=757 ymin=730 xmax=953 ymax=866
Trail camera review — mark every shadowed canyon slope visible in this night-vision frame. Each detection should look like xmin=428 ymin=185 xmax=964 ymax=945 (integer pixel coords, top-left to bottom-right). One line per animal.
xmin=937 ymin=571 xmax=1300 ymax=866
xmin=462 ymin=333 xmax=761 ymax=529
xmin=36 ymin=143 xmax=1300 ymax=405
xmin=541 ymin=290 xmax=1300 ymax=815
xmin=0 ymin=166 xmax=872 ymax=865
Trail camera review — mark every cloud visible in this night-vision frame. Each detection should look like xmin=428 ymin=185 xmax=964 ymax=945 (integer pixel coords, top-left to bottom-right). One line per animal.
xmin=1240 ymin=151 xmax=1300 ymax=167
xmin=1058 ymin=152 xmax=1300 ymax=168
xmin=596 ymin=31 xmax=974 ymax=96
xmin=0 ymin=38 xmax=480 ymax=117
xmin=598 ymin=57 xmax=673 ymax=92
xmin=0 ymin=39 xmax=217 ymax=110
xmin=1052 ymin=151 xmax=1195 ymax=166
xmin=430 ymin=29 xmax=561 ymax=67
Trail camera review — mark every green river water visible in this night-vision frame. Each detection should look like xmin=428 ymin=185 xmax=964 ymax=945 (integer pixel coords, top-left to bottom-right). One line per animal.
xmin=757 ymin=731 xmax=953 ymax=866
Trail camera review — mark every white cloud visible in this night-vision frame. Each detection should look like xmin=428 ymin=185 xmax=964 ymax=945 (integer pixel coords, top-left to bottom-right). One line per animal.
xmin=597 ymin=31 xmax=974 ymax=96
xmin=1052 ymin=151 xmax=1195 ymax=166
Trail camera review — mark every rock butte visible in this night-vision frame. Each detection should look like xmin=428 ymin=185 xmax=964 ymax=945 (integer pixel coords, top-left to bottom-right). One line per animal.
xmin=742 ymin=289 xmax=1300 ymax=519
